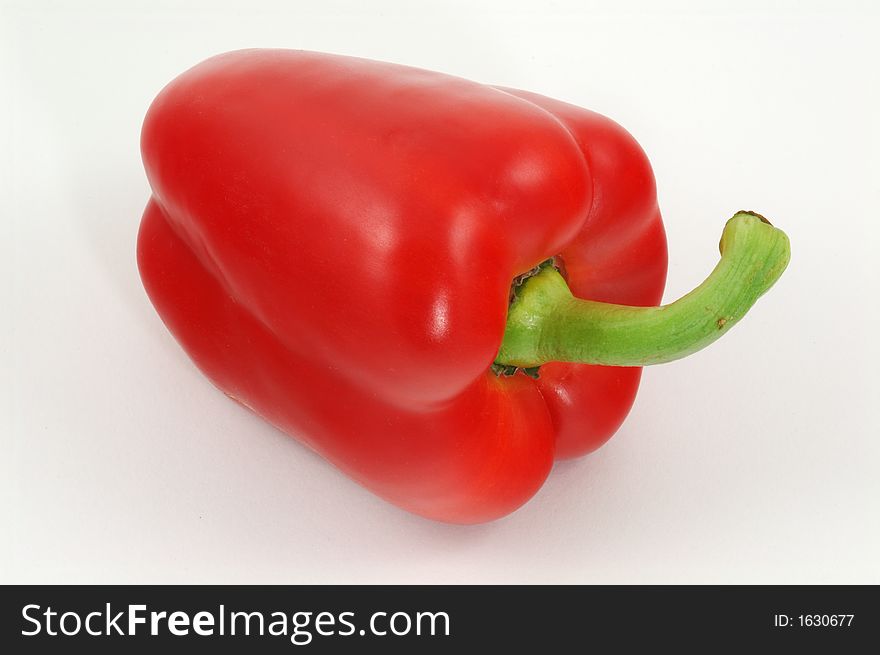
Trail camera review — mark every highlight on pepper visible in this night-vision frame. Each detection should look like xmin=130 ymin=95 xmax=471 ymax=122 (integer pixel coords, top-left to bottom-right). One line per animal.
xmin=137 ymin=49 xmax=790 ymax=524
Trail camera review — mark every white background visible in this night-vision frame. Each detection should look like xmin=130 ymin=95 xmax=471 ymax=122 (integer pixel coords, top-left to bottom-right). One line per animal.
xmin=3 ymin=0 xmax=878 ymax=583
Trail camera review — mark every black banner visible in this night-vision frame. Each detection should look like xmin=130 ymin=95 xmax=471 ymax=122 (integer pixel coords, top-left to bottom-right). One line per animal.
xmin=1 ymin=586 xmax=876 ymax=652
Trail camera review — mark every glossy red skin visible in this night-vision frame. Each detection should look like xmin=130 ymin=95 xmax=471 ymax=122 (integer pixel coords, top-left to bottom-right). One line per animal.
xmin=137 ymin=50 xmax=667 ymax=523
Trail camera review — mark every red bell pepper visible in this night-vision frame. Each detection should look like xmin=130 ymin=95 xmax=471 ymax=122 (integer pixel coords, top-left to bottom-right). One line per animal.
xmin=137 ymin=50 xmax=790 ymax=523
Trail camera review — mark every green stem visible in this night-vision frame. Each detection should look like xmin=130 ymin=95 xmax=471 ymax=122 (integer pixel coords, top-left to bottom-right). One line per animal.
xmin=495 ymin=211 xmax=790 ymax=368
